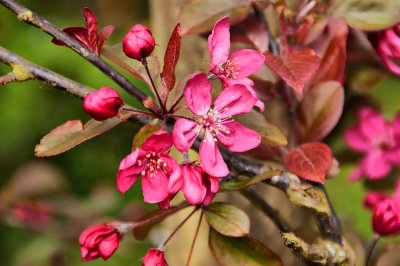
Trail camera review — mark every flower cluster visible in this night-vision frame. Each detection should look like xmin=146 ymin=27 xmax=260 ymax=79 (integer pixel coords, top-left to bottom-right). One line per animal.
xmin=344 ymin=107 xmax=400 ymax=180
xmin=364 ymin=182 xmax=400 ymax=236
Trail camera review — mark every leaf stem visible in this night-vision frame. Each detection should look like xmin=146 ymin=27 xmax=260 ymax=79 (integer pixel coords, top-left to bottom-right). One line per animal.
xmin=185 ymin=211 xmax=203 ymax=266
xmin=365 ymin=234 xmax=380 ymax=266
xmin=160 ymin=207 xmax=198 ymax=249
xmin=142 ymin=58 xmax=166 ymax=114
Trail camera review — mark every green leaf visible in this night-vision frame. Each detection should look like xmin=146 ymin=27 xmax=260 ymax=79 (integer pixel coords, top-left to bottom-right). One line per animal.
xmin=220 ymin=170 xmax=281 ymax=191
xmin=237 ymin=110 xmax=287 ymax=147
xmin=35 ymin=111 xmax=134 ymax=157
xmin=132 ymin=124 xmax=160 ymax=151
xmin=330 ymin=0 xmax=400 ymax=31
xmin=209 ymin=229 xmax=282 ymax=266
xmin=101 ymin=44 xmax=160 ymax=89
xmin=179 ymin=0 xmax=256 ymax=35
xmin=204 ymin=202 xmax=250 ymax=237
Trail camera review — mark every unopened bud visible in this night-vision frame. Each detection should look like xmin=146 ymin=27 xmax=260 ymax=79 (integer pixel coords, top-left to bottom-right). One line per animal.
xmin=83 ymin=87 xmax=123 ymax=121
xmin=123 ymin=24 xmax=155 ymax=61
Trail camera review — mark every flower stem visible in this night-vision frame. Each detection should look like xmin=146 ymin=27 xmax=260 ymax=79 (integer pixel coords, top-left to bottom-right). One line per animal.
xmin=185 ymin=211 xmax=203 ymax=266
xmin=142 ymin=58 xmax=166 ymax=114
xmin=365 ymin=235 xmax=380 ymax=266
xmin=160 ymin=207 xmax=198 ymax=249
xmin=168 ymin=93 xmax=184 ymax=113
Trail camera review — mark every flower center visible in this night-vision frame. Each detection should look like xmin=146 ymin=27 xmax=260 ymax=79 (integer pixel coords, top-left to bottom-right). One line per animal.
xmin=200 ymin=108 xmax=233 ymax=142
xmin=138 ymin=152 xmax=167 ymax=178
xmin=220 ymin=57 xmax=240 ymax=79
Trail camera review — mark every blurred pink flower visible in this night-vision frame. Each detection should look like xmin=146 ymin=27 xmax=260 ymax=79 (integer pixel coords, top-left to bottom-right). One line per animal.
xmin=374 ymin=23 xmax=400 ymax=75
xmin=172 ymin=73 xmax=261 ymax=177
xmin=83 ymin=87 xmax=123 ymax=121
xmin=208 ymin=16 xmax=265 ymax=111
xmin=116 ymin=130 xmax=179 ymax=203
xmin=79 ymin=224 xmax=121 ymax=261
xmin=372 ymin=199 xmax=400 ymax=236
xmin=142 ymin=249 xmax=169 ymax=266
xmin=168 ymin=162 xmax=220 ymax=205
xmin=344 ymin=108 xmax=400 ymax=180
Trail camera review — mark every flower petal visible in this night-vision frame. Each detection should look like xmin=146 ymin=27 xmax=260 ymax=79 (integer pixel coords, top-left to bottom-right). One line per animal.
xmin=168 ymin=164 xmax=183 ymax=194
xmin=116 ymin=149 xmax=143 ymax=193
xmin=218 ymin=121 xmax=261 ymax=152
xmin=142 ymin=170 xmax=169 ymax=203
xmin=98 ymin=233 xmax=119 ymax=260
xmin=229 ymin=49 xmax=265 ymax=78
xmin=184 ymin=73 xmax=212 ymax=115
xmin=343 ymin=127 xmax=370 ymax=152
xmin=172 ymin=119 xmax=200 ymax=152
xmin=213 ymin=84 xmax=256 ymax=117
xmin=208 ymin=16 xmax=231 ymax=70
xmin=199 ymin=136 xmax=229 ymax=177
xmin=358 ymin=108 xmax=390 ymax=141
xmin=182 ymin=164 xmax=207 ymax=205
xmin=221 ymin=78 xmax=264 ymax=112
xmin=141 ymin=130 xmax=173 ymax=153
xmin=363 ymin=150 xmax=392 ymax=180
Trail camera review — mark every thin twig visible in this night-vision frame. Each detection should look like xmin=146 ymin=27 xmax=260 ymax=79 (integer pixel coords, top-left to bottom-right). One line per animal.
xmin=240 ymin=189 xmax=292 ymax=232
xmin=142 ymin=58 xmax=166 ymax=113
xmin=0 ymin=0 xmax=148 ymax=103
xmin=185 ymin=211 xmax=203 ymax=266
xmin=365 ymin=235 xmax=380 ymax=266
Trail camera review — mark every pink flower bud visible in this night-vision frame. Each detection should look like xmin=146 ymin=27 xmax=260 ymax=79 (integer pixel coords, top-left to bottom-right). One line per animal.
xmin=363 ymin=192 xmax=389 ymax=209
xmin=372 ymin=199 xmax=400 ymax=236
xmin=123 ymin=24 xmax=155 ymax=61
xmin=83 ymin=87 xmax=123 ymax=121
xmin=142 ymin=249 xmax=169 ymax=266
xmin=79 ymin=224 xmax=121 ymax=261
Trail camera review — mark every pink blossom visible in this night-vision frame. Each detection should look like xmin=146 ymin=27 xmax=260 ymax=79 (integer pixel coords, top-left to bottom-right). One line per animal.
xmin=168 ymin=162 xmax=220 ymax=206
xmin=142 ymin=249 xmax=169 ymax=266
xmin=116 ymin=130 xmax=179 ymax=203
xmin=83 ymin=87 xmax=123 ymax=121
xmin=374 ymin=23 xmax=400 ymax=75
xmin=208 ymin=16 xmax=265 ymax=111
xmin=344 ymin=108 xmax=400 ymax=180
xmin=364 ymin=181 xmax=400 ymax=209
xmin=79 ymin=224 xmax=121 ymax=261
xmin=172 ymin=73 xmax=261 ymax=177
xmin=123 ymin=24 xmax=156 ymax=61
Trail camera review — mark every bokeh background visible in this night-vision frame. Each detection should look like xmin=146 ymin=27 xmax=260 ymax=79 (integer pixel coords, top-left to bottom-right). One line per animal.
xmin=1 ymin=0 xmax=400 ymax=265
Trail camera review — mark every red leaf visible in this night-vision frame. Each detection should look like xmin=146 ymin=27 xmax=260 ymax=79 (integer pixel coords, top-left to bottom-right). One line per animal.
xmin=98 ymin=25 xmax=115 ymax=50
xmin=231 ymin=14 xmax=269 ymax=52
xmin=161 ymin=23 xmax=182 ymax=97
xmin=51 ymin=27 xmax=89 ymax=47
xmin=284 ymin=142 xmax=333 ymax=184
xmin=309 ymin=19 xmax=348 ymax=86
xmin=264 ymin=49 xmax=320 ymax=97
xmin=296 ymin=81 xmax=344 ymax=142
xmin=84 ymin=7 xmax=99 ymax=54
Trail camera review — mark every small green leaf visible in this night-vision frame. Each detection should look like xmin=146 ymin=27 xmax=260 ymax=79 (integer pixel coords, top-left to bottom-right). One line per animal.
xmin=220 ymin=170 xmax=281 ymax=191
xmin=237 ymin=111 xmax=287 ymax=147
xmin=35 ymin=110 xmax=134 ymax=157
xmin=331 ymin=0 xmax=400 ymax=31
xmin=132 ymin=124 xmax=160 ymax=151
xmin=204 ymin=202 xmax=250 ymax=237
xmin=209 ymin=229 xmax=282 ymax=266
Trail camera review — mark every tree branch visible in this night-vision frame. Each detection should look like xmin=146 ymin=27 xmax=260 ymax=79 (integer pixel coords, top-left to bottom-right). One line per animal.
xmin=0 ymin=0 xmax=148 ymax=103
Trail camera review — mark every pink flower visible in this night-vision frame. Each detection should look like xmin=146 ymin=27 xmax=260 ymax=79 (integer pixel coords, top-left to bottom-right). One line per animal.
xmin=116 ymin=130 xmax=179 ymax=203
xmin=123 ymin=24 xmax=156 ymax=61
xmin=83 ymin=87 xmax=123 ymax=121
xmin=364 ymin=181 xmax=400 ymax=209
xmin=79 ymin=224 xmax=121 ymax=261
xmin=344 ymin=108 xmax=400 ymax=180
xmin=374 ymin=23 xmax=400 ymax=75
xmin=372 ymin=199 xmax=400 ymax=236
xmin=208 ymin=16 xmax=265 ymax=111
xmin=168 ymin=162 xmax=220 ymax=205
xmin=172 ymin=73 xmax=261 ymax=177
xmin=142 ymin=249 xmax=169 ymax=266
